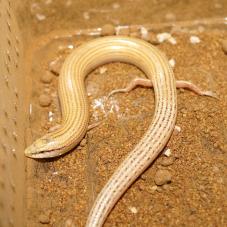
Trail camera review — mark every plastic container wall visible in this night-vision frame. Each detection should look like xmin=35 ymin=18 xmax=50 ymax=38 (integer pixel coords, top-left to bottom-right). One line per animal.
xmin=0 ymin=0 xmax=29 ymax=226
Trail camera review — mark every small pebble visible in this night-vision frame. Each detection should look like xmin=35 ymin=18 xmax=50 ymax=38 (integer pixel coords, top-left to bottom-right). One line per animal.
xmin=39 ymin=94 xmax=52 ymax=107
xmin=140 ymin=173 xmax=147 ymax=180
xmin=154 ymin=169 xmax=172 ymax=186
xmin=163 ymin=148 xmax=171 ymax=157
xmin=156 ymin=32 xmax=171 ymax=43
xmin=168 ymin=36 xmax=177 ymax=45
xmin=129 ymin=206 xmax=138 ymax=214
xmin=49 ymin=56 xmax=64 ymax=76
xmin=140 ymin=27 xmax=148 ymax=40
xmin=101 ymin=24 xmax=115 ymax=36
xmin=48 ymin=111 xmax=54 ymax=122
xmin=160 ymin=156 xmax=175 ymax=166
xmin=38 ymin=213 xmax=50 ymax=224
xmin=169 ymin=58 xmax=176 ymax=68
xmin=221 ymin=39 xmax=227 ymax=54
xmin=190 ymin=35 xmax=201 ymax=44
xmin=146 ymin=32 xmax=159 ymax=45
xmin=156 ymin=32 xmax=176 ymax=45
xmin=36 ymin=13 xmax=46 ymax=21
xmin=117 ymin=27 xmax=130 ymax=36
xmin=149 ymin=185 xmax=158 ymax=193
xmin=80 ymin=138 xmax=87 ymax=147
xmin=99 ymin=66 xmax=107 ymax=74
xmin=162 ymin=184 xmax=170 ymax=190
xmin=156 ymin=186 xmax=163 ymax=192
xmin=40 ymin=71 xmax=53 ymax=84
xmin=65 ymin=219 xmax=76 ymax=227
xmin=174 ymin=125 xmax=181 ymax=134
xmin=83 ymin=11 xmax=90 ymax=20
xmin=57 ymin=43 xmax=74 ymax=53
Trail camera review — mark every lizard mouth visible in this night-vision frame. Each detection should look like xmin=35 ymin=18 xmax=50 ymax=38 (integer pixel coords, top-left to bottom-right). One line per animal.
xmin=25 ymin=150 xmax=55 ymax=159
xmin=25 ymin=148 xmax=64 ymax=159
xmin=24 ymin=136 xmax=64 ymax=159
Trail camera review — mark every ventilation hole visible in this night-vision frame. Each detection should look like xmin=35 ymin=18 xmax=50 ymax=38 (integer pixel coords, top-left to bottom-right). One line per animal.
xmin=4 ymin=111 xmax=8 ymax=118
xmin=14 ymin=88 xmax=18 ymax=98
xmin=4 ymin=75 xmax=9 ymax=87
xmin=1 ymin=142 xmax=7 ymax=152
xmin=5 ymin=62 xmax=10 ymax=73
xmin=12 ymin=132 xmax=17 ymax=142
xmin=14 ymin=59 xmax=18 ymax=67
xmin=11 ymin=148 xmax=16 ymax=158
xmin=14 ymin=103 xmax=18 ymax=112
xmin=6 ymin=21 xmax=11 ymax=32
xmin=3 ymin=127 xmax=8 ymax=136
xmin=12 ymin=118 xmax=17 ymax=126
xmin=6 ymin=50 xmax=11 ymax=62
xmin=15 ymin=48 xmax=19 ymax=57
xmin=7 ymin=38 xmax=11 ymax=46
xmin=7 ymin=9 xmax=11 ymax=19
xmin=10 ymin=182 xmax=15 ymax=192
xmin=15 ymin=36 xmax=19 ymax=45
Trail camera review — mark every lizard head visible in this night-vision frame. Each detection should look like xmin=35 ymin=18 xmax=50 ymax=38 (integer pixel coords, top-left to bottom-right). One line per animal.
xmin=24 ymin=136 xmax=64 ymax=159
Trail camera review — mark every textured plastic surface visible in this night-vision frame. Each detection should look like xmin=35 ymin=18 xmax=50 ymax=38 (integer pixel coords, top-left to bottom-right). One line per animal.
xmin=0 ymin=1 xmax=27 ymax=226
